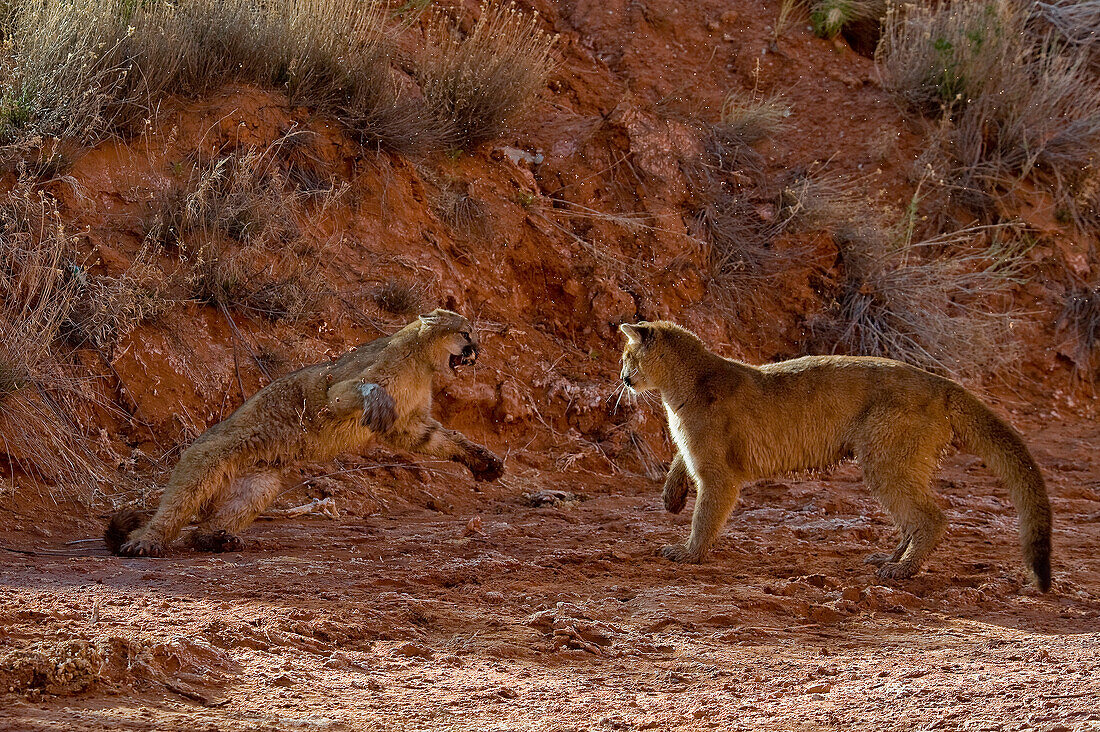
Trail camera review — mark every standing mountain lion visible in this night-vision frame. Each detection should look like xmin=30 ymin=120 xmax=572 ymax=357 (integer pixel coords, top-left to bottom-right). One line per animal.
xmin=106 ymin=309 xmax=504 ymax=557
xmin=619 ymin=320 xmax=1052 ymax=591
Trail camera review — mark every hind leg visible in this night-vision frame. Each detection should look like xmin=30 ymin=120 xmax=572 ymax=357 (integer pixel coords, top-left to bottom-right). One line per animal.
xmin=861 ymin=454 xmax=946 ymax=581
xmin=120 ymin=444 xmax=240 ymax=557
xmin=865 ymin=535 xmax=911 ymax=567
xmin=853 ymin=408 xmax=951 ymax=580
xmin=188 ymin=470 xmax=285 ymax=552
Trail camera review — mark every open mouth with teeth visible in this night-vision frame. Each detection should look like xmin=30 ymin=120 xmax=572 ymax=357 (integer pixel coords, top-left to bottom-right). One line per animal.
xmin=450 ymin=347 xmax=478 ymax=370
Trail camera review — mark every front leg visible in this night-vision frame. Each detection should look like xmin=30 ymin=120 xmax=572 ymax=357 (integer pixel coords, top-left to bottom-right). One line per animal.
xmin=326 ymin=378 xmax=397 ymax=433
xmin=661 ymin=465 xmax=741 ymax=564
xmin=385 ymin=418 xmax=504 ymax=482
xmin=662 ymin=452 xmax=691 ymax=514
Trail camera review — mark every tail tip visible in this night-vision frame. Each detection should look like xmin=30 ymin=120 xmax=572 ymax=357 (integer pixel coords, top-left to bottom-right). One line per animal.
xmin=1032 ymin=555 xmax=1052 ymax=593
xmin=104 ymin=508 xmax=151 ymax=555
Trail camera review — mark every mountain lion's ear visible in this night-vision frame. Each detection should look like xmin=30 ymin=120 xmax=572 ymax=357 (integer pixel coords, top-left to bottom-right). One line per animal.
xmin=619 ymin=323 xmax=649 ymax=344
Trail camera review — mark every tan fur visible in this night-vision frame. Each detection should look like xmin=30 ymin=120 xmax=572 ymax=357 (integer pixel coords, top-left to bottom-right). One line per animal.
xmin=108 ymin=309 xmax=503 ymax=557
xmin=619 ymin=320 xmax=1052 ymax=591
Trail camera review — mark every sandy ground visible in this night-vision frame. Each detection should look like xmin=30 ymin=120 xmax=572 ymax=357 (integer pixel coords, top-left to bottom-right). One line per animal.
xmin=1 ymin=413 xmax=1097 ymax=731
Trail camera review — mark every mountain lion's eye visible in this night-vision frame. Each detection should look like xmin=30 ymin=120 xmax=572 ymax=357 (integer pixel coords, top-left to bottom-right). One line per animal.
xmin=461 ymin=331 xmax=470 ymax=340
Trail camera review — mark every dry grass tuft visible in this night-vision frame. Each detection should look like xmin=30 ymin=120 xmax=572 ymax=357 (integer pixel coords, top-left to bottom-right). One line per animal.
xmin=808 ymin=217 xmax=1030 ymax=381
xmin=0 ymin=188 xmax=107 ymax=491
xmin=185 ymin=244 xmax=318 ymax=323
xmin=718 ymin=89 xmax=790 ymax=146
xmin=435 ymin=183 xmax=491 ymax=240
xmin=877 ymin=0 xmax=1100 ymax=232
xmin=148 ymin=138 xmax=329 ymax=323
xmin=1058 ymin=278 xmax=1100 ymax=379
xmin=61 ymin=245 xmax=170 ymax=351
xmin=419 ymin=0 xmax=557 ymax=148
xmin=372 ymin=278 xmax=424 ymax=316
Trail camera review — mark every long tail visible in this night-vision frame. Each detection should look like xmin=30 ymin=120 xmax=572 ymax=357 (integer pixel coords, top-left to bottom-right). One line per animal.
xmin=947 ymin=388 xmax=1052 ymax=592
xmin=103 ymin=508 xmax=154 ymax=555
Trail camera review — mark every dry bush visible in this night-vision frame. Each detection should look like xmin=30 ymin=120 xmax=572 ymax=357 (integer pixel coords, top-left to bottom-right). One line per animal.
xmin=372 ymin=278 xmax=425 ymax=316
xmin=419 ymin=0 xmax=557 ymax=148
xmin=1058 ymin=278 xmax=1100 ymax=379
xmin=809 ymin=219 xmax=1030 ymax=380
xmin=877 ymin=0 xmax=1100 ymax=231
xmin=718 ymin=89 xmax=790 ymax=146
xmin=0 ymin=189 xmax=106 ymax=491
xmin=185 ymin=243 xmax=318 ymax=323
xmin=434 ymin=183 xmax=491 ymax=240
xmin=1038 ymin=0 xmax=1100 ymax=65
xmin=678 ymin=91 xmax=800 ymax=317
xmin=151 ymin=140 xmax=307 ymax=247
xmin=149 ymin=140 xmax=326 ymax=323
xmin=776 ymin=169 xmax=866 ymax=233
xmin=62 ymin=246 xmax=170 ymax=351
xmin=0 ymin=0 xmax=436 ymax=152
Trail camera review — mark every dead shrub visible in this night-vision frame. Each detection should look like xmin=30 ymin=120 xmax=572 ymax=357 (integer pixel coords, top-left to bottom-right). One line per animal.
xmin=877 ymin=0 xmax=1100 ymax=231
xmin=61 ymin=245 xmax=170 ymax=351
xmin=1058 ymin=278 xmax=1100 ymax=379
xmin=0 ymin=188 xmax=106 ymax=491
xmin=808 ymin=219 xmax=1030 ymax=381
xmin=372 ymin=278 xmax=424 ymax=316
xmin=419 ymin=0 xmax=557 ymax=148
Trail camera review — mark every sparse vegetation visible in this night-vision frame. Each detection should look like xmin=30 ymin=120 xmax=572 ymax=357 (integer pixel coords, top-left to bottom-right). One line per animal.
xmin=878 ymin=0 xmax=1100 ymax=232
xmin=61 ymin=245 xmax=170 ymax=351
xmin=1059 ymin=279 xmax=1100 ymax=379
xmin=808 ymin=213 xmax=1030 ymax=380
xmin=372 ymin=278 xmax=424 ymax=316
xmin=148 ymin=142 xmax=325 ymax=323
xmin=419 ymin=0 xmax=557 ymax=148
xmin=0 ymin=188 xmax=105 ymax=490
xmin=0 ymin=0 xmax=551 ymax=154
xmin=718 ymin=89 xmax=790 ymax=146
xmin=436 ymin=183 xmax=491 ymax=240
xmin=773 ymin=0 xmax=886 ymax=52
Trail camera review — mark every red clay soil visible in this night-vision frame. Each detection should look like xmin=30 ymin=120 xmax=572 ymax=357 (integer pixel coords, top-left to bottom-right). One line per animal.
xmin=1 ymin=0 xmax=1099 ymax=729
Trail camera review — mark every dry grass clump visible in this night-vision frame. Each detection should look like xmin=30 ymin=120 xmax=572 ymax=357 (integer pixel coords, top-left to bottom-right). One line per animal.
xmin=877 ymin=0 xmax=1100 ymax=231
xmin=148 ymin=140 xmax=326 ymax=323
xmin=419 ymin=0 xmax=557 ymax=148
xmin=718 ymin=89 xmax=790 ymax=146
xmin=0 ymin=0 xmax=429 ymax=151
xmin=61 ymin=245 xmax=170 ymax=351
xmin=0 ymin=189 xmax=106 ymax=490
xmin=679 ymin=89 xmax=800 ymax=316
xmin=184 ymin=244 xmax=317 ymax=323
xmin=434 ymin=183 xmax=491 ymax=240
xmin=776 ymin=169 xmax=866 ymax=232
xmin=372 ymin=278 xmax=424 ymax=316
xmin=809 ymin=217 xmax=1030 ymax=380
xmin=1058 ymin=278 xmax=1100 ymax=379
xmin=810 ymin=0 xmax=887 ymax=40
xmin=0 ymin=0 xmax=553 ymax=153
